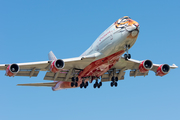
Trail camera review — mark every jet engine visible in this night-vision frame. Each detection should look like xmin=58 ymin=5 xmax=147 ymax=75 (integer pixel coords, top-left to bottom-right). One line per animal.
xmin=139 ymin=60 xmax=153 ymax=73
xmin=50 ymin=59 xmax=65 ymax=73
xmin=6 ymin=64 xmax=20 ymax=77
xmin=156 ymin=64 xmax=170 ymax=76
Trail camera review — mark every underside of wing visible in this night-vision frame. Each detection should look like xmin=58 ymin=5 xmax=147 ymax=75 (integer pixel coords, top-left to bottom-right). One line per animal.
xmin=0 ymin=53 xmax=95 ymax=78
xmin=112 ymin=57 xmax=178 ymax=78
xmin=17 ymin=82 xmax=57 ymax=87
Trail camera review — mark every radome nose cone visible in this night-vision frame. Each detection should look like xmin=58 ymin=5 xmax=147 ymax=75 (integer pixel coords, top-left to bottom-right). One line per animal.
xmin=134 ymin=23 xmax=139 ymax=27
xmin=137 ymin=25 xmax=140 ymax=30
xmin=134 ymin=23 xmax=140 ymax=30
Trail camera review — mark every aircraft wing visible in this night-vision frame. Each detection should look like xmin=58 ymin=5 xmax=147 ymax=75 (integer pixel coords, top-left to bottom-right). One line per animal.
xmin=113 ymin=57 xmax=178 ymax=71
xmin=101 ymin=57 xmax=178 ymax=82
xmin=0 ymin=54 xmax=178 ymax=83
xmin=0 ymin=57 xmax=93 ymax=78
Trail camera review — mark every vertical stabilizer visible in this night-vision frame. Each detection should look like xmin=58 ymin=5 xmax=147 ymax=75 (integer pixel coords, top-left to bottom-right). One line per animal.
xmin=48 ymin=51 xmax=57 ymax=60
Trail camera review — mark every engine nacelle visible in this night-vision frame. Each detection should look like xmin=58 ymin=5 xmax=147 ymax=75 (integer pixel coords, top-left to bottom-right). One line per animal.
xmin=50 ymin=59 xmax=65 ymax=73
xmin=156 ymin=64 xmax=170 ymax=76
xmin=6 ymin=64 xmax=20 ymax=77
xmin=139 ymin=60 xmax=153 ymax=73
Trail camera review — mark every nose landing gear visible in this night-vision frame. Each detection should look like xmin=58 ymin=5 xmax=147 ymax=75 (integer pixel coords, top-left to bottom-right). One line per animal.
xmin=124 ymin=44 xmax=131 ymax=60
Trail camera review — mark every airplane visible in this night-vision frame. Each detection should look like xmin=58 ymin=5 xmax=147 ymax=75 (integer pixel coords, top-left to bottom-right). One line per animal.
xmin=0 ymin=16 xmax=178 ymax=91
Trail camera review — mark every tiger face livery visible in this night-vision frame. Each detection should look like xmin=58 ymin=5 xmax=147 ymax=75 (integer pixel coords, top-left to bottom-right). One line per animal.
xmin=115 ymin=16 xmax=139 ymax=32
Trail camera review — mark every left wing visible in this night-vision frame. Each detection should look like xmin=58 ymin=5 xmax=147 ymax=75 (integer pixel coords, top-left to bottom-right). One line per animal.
xmin=101 ymin=57 xmax=178 ymax=82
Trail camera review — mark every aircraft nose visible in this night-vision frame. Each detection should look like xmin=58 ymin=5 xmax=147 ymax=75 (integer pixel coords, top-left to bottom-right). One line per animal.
xmin=133 ymin=23 xmax=140 ymax=30
xmin=125 ymin=19 xmax=140 ymax=31
xmin=134 ymin=23 xmax=139 ymax=27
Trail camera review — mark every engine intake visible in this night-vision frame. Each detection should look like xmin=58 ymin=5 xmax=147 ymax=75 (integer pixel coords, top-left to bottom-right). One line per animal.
xmin=6 ymin=64 xmax=20 ymax=77
xmin=156 ymin=64 xmax=170 ymax=76
xmin=50 ymin=59 xmax=65 ymax=73
xmin=139 ymin=60 xmax=153 ymax=73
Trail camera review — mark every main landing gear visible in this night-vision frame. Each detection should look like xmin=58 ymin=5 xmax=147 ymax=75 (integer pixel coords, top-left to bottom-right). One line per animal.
xmin=71 ymin=77 xmax=78 ymax=87
xmin=124 ymin=44 xmax=131 ymax=60
xmin=80 ymin=80 xmax=88 ymax=89
xmin=110 ymin=76 xmax=118 ymax=87
xmin=93 ymin=79 xmax=102 ymax=88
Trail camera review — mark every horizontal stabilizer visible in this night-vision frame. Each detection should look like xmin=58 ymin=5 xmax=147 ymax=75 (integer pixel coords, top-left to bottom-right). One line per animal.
xmin=17 ymin=82 xmax=57 ymax=87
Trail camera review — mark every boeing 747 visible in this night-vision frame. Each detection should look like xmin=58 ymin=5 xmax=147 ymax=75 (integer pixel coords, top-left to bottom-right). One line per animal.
xmin=0 ymin=16 xmax=178 ymax=91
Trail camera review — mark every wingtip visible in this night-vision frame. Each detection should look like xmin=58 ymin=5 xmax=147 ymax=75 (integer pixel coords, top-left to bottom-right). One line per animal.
xmin=171 ymin=64 xmax=178 ymax=69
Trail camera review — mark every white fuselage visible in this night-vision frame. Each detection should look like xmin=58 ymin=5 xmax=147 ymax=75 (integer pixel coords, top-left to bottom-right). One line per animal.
xmin=52 ymin=16 xmax=140 ymax=91
xmin=81 ymin=18 xmax=139 ymax=60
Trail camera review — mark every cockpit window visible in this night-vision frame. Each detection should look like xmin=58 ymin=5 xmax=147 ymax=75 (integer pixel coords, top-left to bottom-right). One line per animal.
xmin=123 ymin=16 xmax=131 ymax=19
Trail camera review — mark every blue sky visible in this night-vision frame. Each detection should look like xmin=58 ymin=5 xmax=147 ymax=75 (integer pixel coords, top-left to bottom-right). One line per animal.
xmin=0 ymin=0 xmax=179 ymax=120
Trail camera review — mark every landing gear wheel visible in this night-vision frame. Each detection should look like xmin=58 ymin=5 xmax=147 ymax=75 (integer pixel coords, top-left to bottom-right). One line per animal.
xmin=86 ymin=82 xmax=88 ymax=86
xmin=98 ymin=85 xmax=101 ymax=88
xmin=75 ymin=82 xmax=78 ymax=87
xmin=93 ymin=84 xmax=96 ymax=88
xmin=80 ymin=84 xmax=83 ymax=88
xmin=115 ymin=82 xmax=118 ymax=87
xmin=71 ymin=82 xmax=74 ymax=87
xmin=72 ymin=77 xmax=75 ymax=82
xmin=95 ymin=82 xmax=98 ymax=86
xmin=115 ymin=77 xmax=118 ymax=81
xmin=111 ymin=82 xmax=114 ymax=87
xmin=99 ymin=82 xmax=102 ymax=86
xmin=76 ymin=77 xmax=79 ymax=82
xmin=124 ymin=54 xmax=127 ymax=58
xmin=81 ymin=82 xmax=84 ymax=86
xmin=94 ymin=81 xmax=99 ymax=89
xmin=111 ymin=77 xmax=115 ymax=81
xmin=127 ymin=54 xmax=131 ymax=59
xmin=124 ymin=54 xmax=128 ymax=60
xmin=84 ymin=85 xmax=87 ymax=88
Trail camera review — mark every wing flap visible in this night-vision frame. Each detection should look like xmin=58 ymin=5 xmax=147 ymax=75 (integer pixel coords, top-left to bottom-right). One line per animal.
xmin=16 ymin=71 xmax=39 ymax=77
xmin=129 ymin=70 xmax=148 ymax=77
xmin=43 ymin=72 xmax=72 ymax=82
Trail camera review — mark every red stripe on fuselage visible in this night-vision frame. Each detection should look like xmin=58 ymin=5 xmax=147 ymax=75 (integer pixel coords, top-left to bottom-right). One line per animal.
xmin=78 ymin=50 xmax=125 ymax=78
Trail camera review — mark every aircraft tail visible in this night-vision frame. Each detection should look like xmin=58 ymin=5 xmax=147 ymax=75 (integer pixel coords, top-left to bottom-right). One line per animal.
xmin=48 ymin=51 xmax=57 ymax=60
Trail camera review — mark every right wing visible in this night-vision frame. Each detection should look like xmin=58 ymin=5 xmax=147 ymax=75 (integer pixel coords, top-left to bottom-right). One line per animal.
xmin=0 ymin=51 xmax=98 ymax=82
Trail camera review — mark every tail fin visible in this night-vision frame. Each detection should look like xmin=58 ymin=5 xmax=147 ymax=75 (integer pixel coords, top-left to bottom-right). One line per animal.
xmin=48 ymin=51 xmax=57 ymax=60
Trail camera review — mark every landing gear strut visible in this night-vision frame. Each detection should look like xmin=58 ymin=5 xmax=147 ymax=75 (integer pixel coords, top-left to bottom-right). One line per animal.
xmin=93 ymin=79 xmax=102 ymax=88
xmin=71 ymin=77 xmax=78 ymax=87
xmin=110 ymin=69 xmax=119 ymax=87
xmin=124 ymin=44 xmax=131 ymax=60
